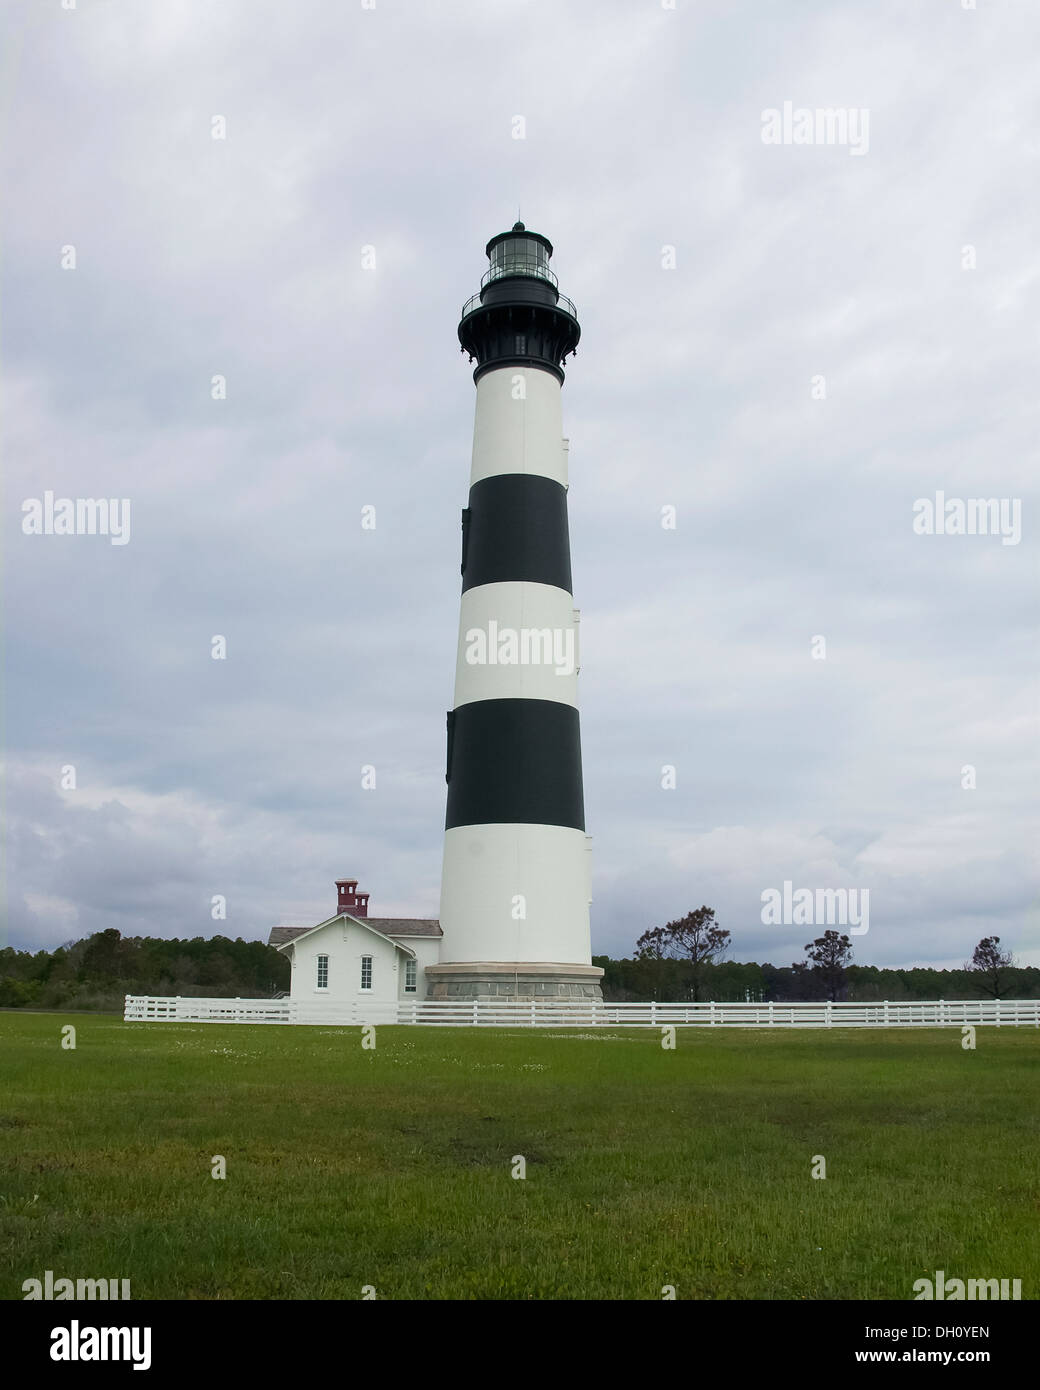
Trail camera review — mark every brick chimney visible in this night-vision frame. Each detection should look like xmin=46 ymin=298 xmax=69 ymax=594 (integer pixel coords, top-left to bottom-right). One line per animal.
xmin=336 ymin=878 xmax=369 ymax=918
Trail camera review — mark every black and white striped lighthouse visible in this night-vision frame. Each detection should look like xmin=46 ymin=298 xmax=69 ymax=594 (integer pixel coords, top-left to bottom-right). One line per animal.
xmin=428 ymin=223 xmax=604 ymax=1002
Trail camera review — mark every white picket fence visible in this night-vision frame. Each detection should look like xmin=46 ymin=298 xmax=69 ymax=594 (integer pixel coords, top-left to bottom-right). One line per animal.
xmin=124 ymin=995 xmax=1040 ymax=1029
xmin=123 ymin=995 xmax=397 ymax=1026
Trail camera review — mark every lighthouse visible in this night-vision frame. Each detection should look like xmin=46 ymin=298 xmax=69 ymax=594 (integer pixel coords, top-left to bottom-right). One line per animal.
xmin=428 ymin=223 xmax=604 ymax=1003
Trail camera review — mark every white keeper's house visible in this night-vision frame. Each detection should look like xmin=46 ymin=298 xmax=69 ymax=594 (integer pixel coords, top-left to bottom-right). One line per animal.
xmin=268 ymin=878 xmax=443 ymax=1009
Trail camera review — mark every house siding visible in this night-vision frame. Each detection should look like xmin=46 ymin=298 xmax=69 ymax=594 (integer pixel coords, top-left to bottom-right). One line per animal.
xmin=289 ymin=918 xmax=401 ymax=1009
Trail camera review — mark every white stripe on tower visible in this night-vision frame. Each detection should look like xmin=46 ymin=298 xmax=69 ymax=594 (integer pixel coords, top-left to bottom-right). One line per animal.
xmin=469 ymin=365 xmax=568 ymax=485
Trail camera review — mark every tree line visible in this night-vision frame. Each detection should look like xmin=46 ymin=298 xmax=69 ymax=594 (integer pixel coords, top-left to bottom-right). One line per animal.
xmin=0 ymin=929 xmax=289 ymax=1012
xmin=0 ymin=916 xmax=1029 ymax=1011
xmin=595 ymin=908 xmax=1031 ymax=1003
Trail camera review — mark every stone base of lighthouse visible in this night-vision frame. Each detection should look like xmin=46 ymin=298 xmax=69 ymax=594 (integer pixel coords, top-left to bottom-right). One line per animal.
xmin=425 ymin=961 xmax=604 ymax=1001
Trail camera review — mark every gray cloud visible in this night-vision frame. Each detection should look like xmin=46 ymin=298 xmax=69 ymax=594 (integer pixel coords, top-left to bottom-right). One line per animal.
xmin=2 ymin=0 xmax=1037 ymax=970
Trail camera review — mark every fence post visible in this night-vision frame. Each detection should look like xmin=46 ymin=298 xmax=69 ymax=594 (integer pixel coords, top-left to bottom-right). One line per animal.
xmin=768 ymin=1001 xmax=774 ymax=1027
xmin=650 ymin=1001 xmax=657 ymax=1028
xmin=826 ymin=1001 xmax=832 ymax=1028
xmin=883 ymin=999 xmax=888 ymax=1026
xmin=530 ymin=999 xmax=536 ymax=1028
xmin=996 ymin=998 xmax=1001 ymax=1028
xmin=710 ymin=1000 xmax=716 ymax=1027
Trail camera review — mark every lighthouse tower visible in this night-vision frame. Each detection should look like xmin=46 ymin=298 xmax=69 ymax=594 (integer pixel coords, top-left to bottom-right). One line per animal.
xmin=428 ymin=223 xmax=604 ymax=1002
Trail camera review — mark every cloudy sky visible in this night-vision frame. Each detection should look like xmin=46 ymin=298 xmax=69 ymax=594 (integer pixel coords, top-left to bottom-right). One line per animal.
xmin=3 ymin=0 xmax=1037 ymax=970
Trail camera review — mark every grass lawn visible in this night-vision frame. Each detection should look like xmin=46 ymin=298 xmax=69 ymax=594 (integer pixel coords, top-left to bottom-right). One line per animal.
xmin=1 ymin=1012 xmax=1037 ymax=1300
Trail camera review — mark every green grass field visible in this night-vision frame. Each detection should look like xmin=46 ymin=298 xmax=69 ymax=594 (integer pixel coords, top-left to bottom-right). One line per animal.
xmin=1 ymin=1013 xmax=1037 ymax=1300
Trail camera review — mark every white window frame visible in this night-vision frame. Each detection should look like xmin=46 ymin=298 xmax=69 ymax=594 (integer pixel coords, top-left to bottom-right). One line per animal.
xmin=316 ymin=954 xmax=329 ymax=991
xmin=404 ymin=958 xmax=417 ymax=993
xmin=360 ymin=955 xmax=373 ymax=991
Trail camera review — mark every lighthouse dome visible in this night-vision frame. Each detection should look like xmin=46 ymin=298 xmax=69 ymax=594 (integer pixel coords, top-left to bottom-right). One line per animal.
xmin=484 ymin=224 xmax=555 ymax=287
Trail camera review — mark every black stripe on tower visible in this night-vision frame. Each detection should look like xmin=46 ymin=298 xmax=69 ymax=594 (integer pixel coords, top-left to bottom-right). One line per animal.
xmin=461 ymin=474 xmax=572 ymax=594
xmin=445 ymin=699 xmax=585 ymax=831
